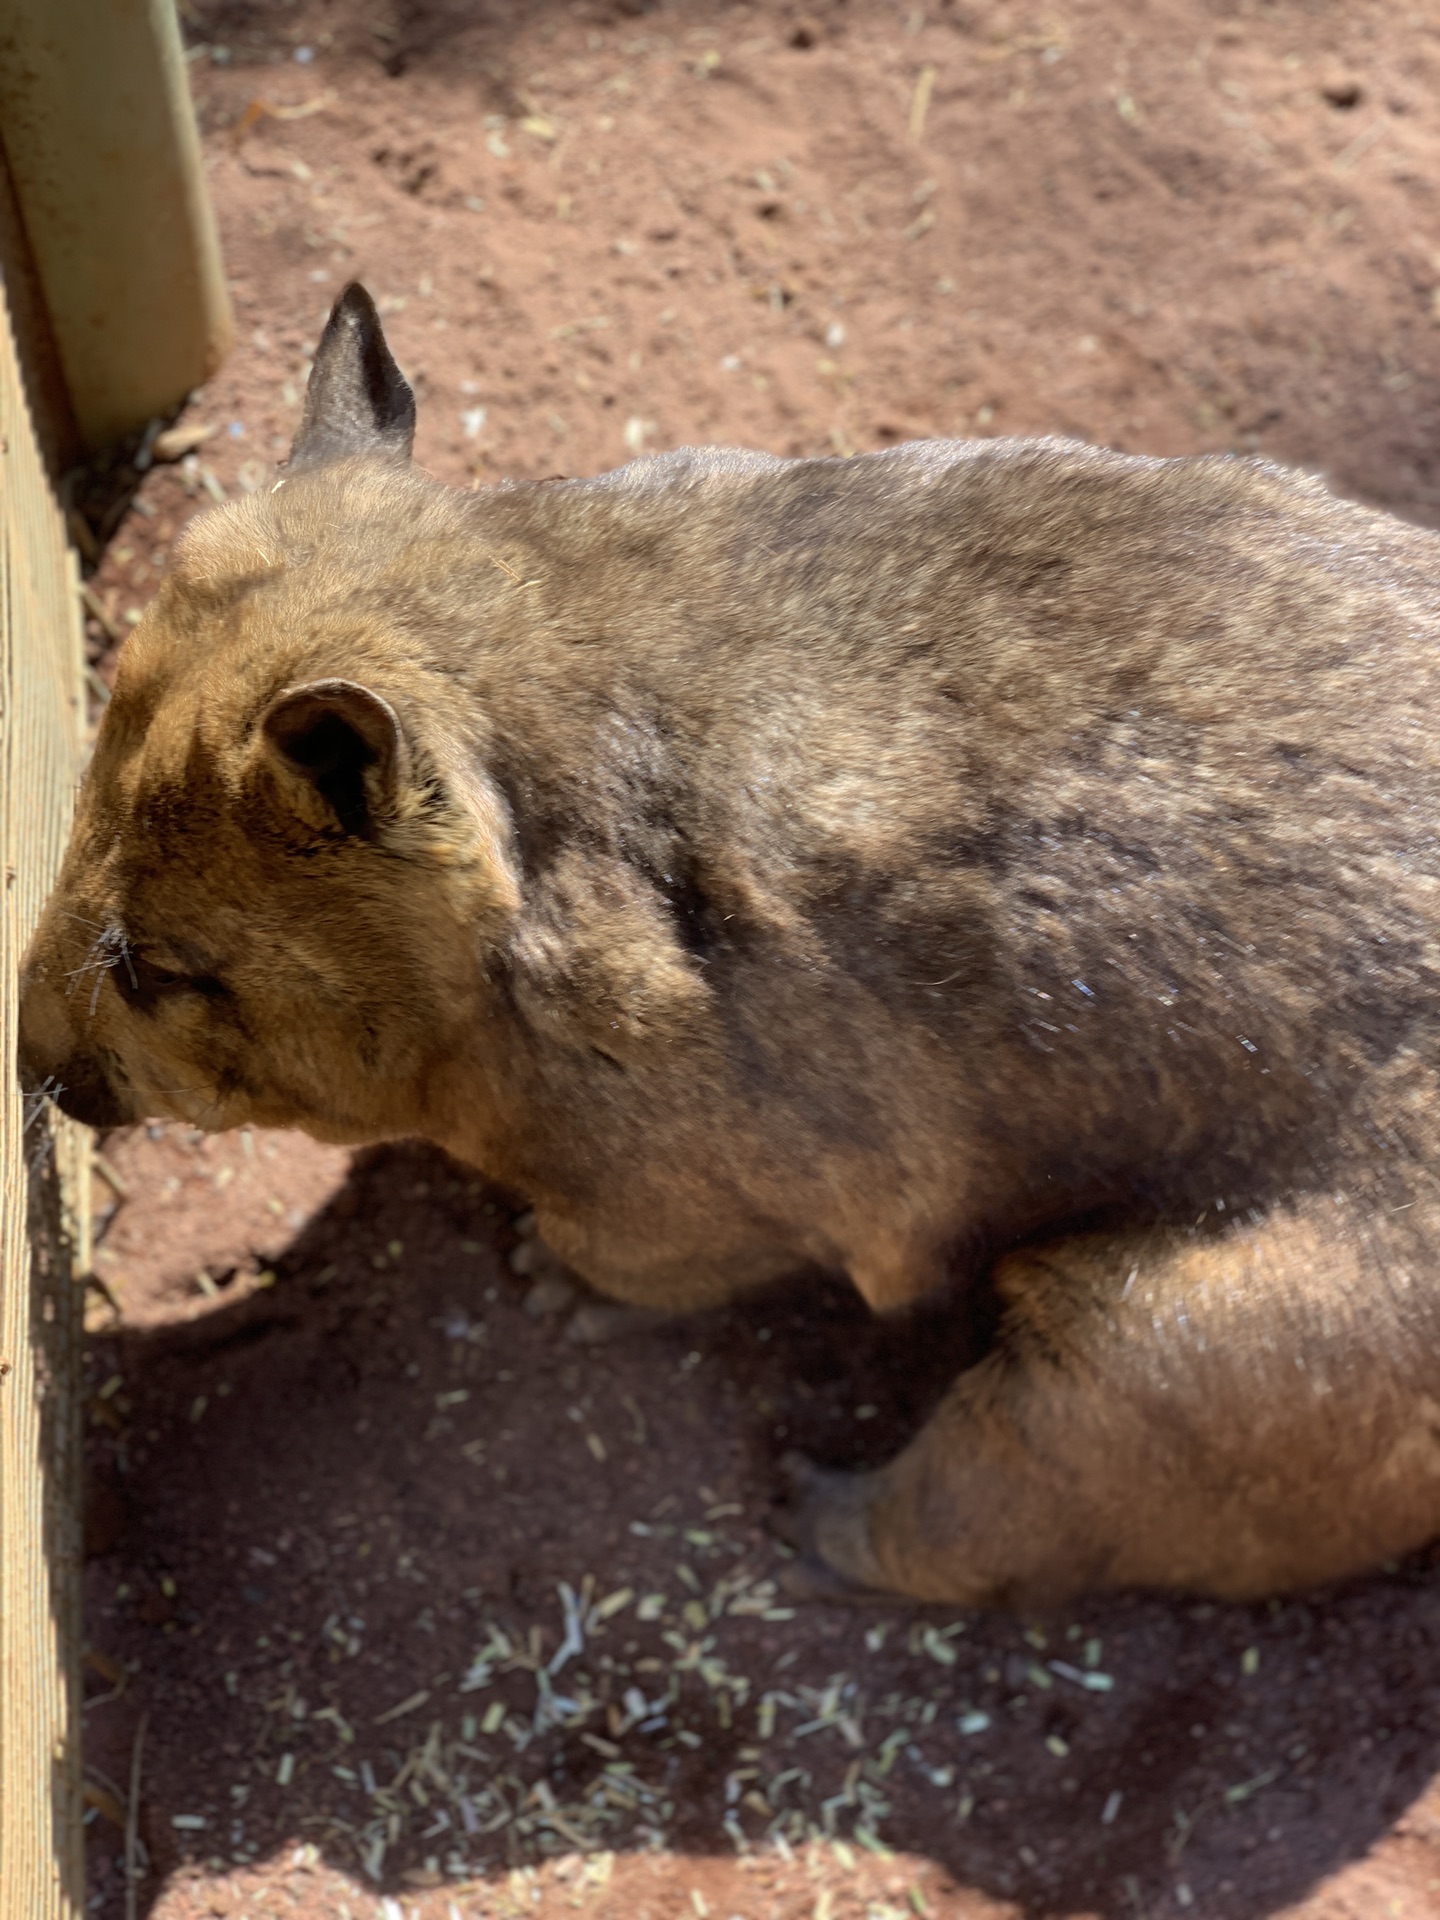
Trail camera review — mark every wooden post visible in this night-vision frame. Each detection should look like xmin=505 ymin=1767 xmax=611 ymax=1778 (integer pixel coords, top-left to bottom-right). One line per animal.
xmin=0 ymin=0 xmax=232 ymax=450
xmin=0 ymin=253 xmax=90 ymax=1917
xmin=0 ymin=5 xmax=230 ymax=1912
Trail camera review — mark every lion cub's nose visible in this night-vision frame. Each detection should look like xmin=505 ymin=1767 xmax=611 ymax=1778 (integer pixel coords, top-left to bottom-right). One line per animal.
xmin=28 ymin=1051 xmax=129 ymax=1129
xmin=16 ymin=961 xmax=130 ymax=1129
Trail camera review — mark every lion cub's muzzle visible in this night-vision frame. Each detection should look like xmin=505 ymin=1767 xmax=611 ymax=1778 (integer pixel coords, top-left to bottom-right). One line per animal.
xmin=24 ymin=1050 xmax=131 ymax=1129
xmin=17 ymin=967 xmax=134 ymax=1130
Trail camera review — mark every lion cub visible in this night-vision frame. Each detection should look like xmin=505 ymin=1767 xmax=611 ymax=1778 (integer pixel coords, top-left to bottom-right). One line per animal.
xmin=22 ymin=284 xmax=1440 ymax=1607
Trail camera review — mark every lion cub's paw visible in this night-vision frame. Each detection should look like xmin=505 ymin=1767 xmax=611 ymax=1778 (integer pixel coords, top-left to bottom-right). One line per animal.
xmin=523 ymin=1271 xmax=581 ymax=1319
xmin=772 ymin=1453 xmax=894 ymax=1605
xmin=512 ymin=1226 xmax=583 ymax=1321
xmin=564 ymin=1300 xmax=672 ymax=1345
xmin=512 ymin=1230 xmax=674 ymax=1346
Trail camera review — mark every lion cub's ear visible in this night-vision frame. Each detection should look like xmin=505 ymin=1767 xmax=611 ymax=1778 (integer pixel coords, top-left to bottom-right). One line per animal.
xmin=261 ymin=679 xmax=408 ymax=838
xmin=286 ymin=283 xmax=415 ymax=473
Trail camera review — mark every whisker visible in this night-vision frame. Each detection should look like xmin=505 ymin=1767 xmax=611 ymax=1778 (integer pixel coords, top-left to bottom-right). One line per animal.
xmin=62 ymin=961 xmax=109 ymax=996
xmin=131 ymin=1081 xmax=225 ymax=1126
xmin=22 ymin=1078 xmax=64 ymax=1133
xmin=23 ymin=1082 xmax=64 ymax=1175
xmin=88 ymin=964 xmax=114 ymax=1019
xmin=64 ymin=939 xmax=112 ymax=997
xmin=63 ymin=956 xmax=109 ymax=983
xmin=61 ymin=922 xmax=134 ymax=1018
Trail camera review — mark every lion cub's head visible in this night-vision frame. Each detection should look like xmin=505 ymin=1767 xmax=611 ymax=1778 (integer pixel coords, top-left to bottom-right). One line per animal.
xmin=19 ymin=286 xmax=518 ymax=1142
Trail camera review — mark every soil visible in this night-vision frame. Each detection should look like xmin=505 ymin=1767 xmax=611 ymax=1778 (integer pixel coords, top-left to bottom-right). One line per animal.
xmin=69 ymin=0 xmax=1440 ymax=1916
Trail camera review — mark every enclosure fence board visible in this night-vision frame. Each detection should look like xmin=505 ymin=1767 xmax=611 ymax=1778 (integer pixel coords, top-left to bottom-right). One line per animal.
xmin=0 ymin=4 xmax=229 ymax=1907
xmin=0 ymin=0 xmax=232 ymax=451
xmin=0 ymin=242 xmax=89 ymax=1917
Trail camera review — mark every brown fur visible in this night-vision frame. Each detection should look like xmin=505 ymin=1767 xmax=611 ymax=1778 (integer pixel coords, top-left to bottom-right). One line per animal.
xmin=22 ymin=286 xmax=1440 ymax=1606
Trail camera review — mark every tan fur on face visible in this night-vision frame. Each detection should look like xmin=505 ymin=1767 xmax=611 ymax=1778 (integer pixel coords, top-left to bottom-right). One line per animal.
xmin=24 ymin=306 xmax=1440 ymax=1604
xmin=24 ymin=470 xmax=520 ymax=1141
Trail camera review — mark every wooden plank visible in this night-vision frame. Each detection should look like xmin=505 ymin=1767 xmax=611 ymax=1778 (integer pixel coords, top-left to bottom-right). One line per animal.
xmin=0 ymin=221 xmax=89 ymax=1918
xmin=0 ymin=140 xmax=77 ymax=475
xmin=0 ymin=0 xmax=232 ymax=449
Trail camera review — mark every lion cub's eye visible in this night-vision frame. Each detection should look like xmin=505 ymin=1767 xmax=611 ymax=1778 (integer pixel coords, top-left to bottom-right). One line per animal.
xmin=128 ymin=955 xmax=227 ymax=1002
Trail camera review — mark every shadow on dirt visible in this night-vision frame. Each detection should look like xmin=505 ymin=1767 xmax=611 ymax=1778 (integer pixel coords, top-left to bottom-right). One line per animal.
xmin=80 ymin=1141 xmax=1440 ymax=1919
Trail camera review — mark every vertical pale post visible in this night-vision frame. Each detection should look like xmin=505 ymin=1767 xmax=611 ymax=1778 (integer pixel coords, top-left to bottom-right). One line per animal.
xmin=0 ymin=4 xmax=228 ymax=1910
xmin=0 ymin=0 xmax=232 ymax=448
xmin=0 ymin=251 xmax=89 ymax=1916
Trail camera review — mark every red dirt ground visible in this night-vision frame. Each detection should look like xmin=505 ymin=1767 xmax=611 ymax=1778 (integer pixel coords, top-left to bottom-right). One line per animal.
xmin=72 ymin=2 xmax=1440 ymax=1917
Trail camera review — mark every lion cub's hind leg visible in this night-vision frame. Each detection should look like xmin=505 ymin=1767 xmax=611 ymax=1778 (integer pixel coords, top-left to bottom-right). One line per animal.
xmin=781 ymin=1197 xmax=1440 ymax=1607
